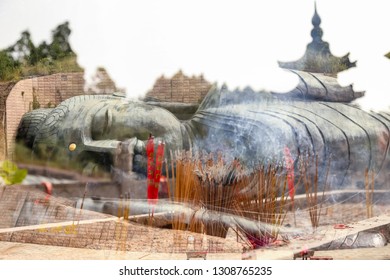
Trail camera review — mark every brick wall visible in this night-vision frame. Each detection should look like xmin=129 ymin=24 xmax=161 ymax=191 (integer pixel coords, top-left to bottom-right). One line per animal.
xmin=4 ymin=72 xmax=85 ymax=158
xmin=145 ymin=70 xmax=212 ymax=103
xmin=86 ymin=67 xmax=120 ymax=94
xmin=0 ymin=186 xmax=243 ymax=254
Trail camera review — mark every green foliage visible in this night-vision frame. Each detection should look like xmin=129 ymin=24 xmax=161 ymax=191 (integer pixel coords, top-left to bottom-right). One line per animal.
xmin=49 ymin=22 xmax=74 ymax=60
xmin=10 ymin=31 xmax=39 ymax=65
xmin=32 ymin=94 xmax=41 ymax=109
xmin=0 ymin=21 xmax=82 ymax=82
xmin=21 ymin=55 xmax=83 ymax=77
xmin=0 ymin=51 xmax=21 ymax=81
xmin=385 ymin=52 xmax=390 ymax=59
xmin=0 ymin=160 xmax=27 ymax=185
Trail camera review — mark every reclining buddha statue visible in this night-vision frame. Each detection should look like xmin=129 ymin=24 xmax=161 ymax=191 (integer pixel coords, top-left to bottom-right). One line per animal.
xmin=16 ymin=70 xmax=390 ymax=191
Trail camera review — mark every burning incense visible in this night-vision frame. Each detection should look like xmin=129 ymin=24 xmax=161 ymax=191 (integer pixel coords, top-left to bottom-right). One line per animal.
xmin=236 ymin=164 xmax=288 ymax=246
xmin=365 ymin=168 xmax=375 ymax=218
xmin=164 ymin=158 xmax=171 ymax=200
xmin=283 ymin=147 xmax=296 ymax=226
xmin=298 ymin=153 xmax=329 ymax=230
xmin=123 ymin=193 xmax=130 ymax=220
xmin=76 ymin=183 xmax=88 ymax=226
xmin=168 ymin=150 xmax=292 ymax=245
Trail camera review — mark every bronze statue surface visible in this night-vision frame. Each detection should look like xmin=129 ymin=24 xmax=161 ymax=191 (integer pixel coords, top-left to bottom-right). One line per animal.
xmin=16 ymin=70 xmax=390 ymax=191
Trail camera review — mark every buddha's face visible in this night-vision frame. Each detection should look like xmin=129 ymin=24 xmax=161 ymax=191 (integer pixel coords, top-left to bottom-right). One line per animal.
xmin=90 ymin=100 xmax=183 ymax=148
xmin=88 ymin=100 xmax=184 ymax=174
xmin=29 ymin=98 xmax=184 ymax=175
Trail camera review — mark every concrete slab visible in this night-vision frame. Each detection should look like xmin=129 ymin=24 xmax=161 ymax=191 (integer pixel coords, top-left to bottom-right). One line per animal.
xmin=1 ymin=186 xmax=389 ymax=260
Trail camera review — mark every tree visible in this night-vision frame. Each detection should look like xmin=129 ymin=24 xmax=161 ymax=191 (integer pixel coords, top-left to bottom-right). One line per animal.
xmin=0 ymin=50 xmax=20 ymax=80
xmin=49 ymin=21 xmax=74 ymax=60
xmin=36 ymin=41 xmax=50 ymax=60
xmin=0 ymin=21 xmax=82 ymax=81
xmin=8 ymin=30 xmax=39 ymax=65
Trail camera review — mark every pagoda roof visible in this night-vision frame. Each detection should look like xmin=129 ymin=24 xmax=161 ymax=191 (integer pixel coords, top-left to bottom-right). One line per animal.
xmin=278 ymin=3 xmax=356 ymax=75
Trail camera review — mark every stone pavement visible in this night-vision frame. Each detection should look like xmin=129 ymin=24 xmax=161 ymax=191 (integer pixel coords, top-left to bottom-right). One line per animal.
xmin=1 ymin=186 xmax=390 ymax=260
xmin=1 ymin=240 xmax=390 ymax=260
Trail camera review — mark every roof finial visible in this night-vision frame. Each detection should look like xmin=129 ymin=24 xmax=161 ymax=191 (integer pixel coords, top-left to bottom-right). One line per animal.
xmin=312 ymin=2 xmax=321 ymax=26
xmin=311 ymin=2 xmax=323 ymax=42
xmin=278 ymin=1 xmax=356 ymax=74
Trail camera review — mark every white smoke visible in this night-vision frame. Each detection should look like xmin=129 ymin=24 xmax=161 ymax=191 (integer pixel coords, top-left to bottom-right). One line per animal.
xmin=338 ymin=56 xmax=390 ymax=112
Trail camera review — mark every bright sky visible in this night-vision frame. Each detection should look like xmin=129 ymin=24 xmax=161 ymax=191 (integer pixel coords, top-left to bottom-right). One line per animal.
xmin=1 ymin=0 xmax=390 ymax=111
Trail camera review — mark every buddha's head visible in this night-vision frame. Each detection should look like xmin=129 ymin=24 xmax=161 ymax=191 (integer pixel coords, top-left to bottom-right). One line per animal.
xmin=17 ymin=96 xmax=184 ymax=176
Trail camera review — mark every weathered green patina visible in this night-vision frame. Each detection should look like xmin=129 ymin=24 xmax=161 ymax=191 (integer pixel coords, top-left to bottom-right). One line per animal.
xmin=16 ymin=70 xmax=390 ymax=190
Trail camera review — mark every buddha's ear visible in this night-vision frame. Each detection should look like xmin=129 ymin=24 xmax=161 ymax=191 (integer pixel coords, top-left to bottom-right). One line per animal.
xmin=104 ymin=108 xmax=113 ymax=134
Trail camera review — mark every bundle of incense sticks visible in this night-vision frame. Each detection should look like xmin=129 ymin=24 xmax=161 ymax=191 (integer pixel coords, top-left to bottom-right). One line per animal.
xmin=236 ymin=164 xmax=288 ymax=247
xmin=283 ymin=147 xmax=296 ymax=226
xmin=146 ymin=135 xmax=165 ymax=204
xmin=193 ymin=155 xmax=245 ymax=237
xmin=172 ymin=150 xmax=200 ymax=232
xmin=166 ymin=150 xmax=340 ymax=244
xmin=146 ymin=134 xmax=165 ymax=225
xmin=365 ymin=168 xmax=375 ymax=219
xmin=298 ymin=153 xmax=330 ymax=230
xmin=168 ymin=150 xmax=293 ymax=240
